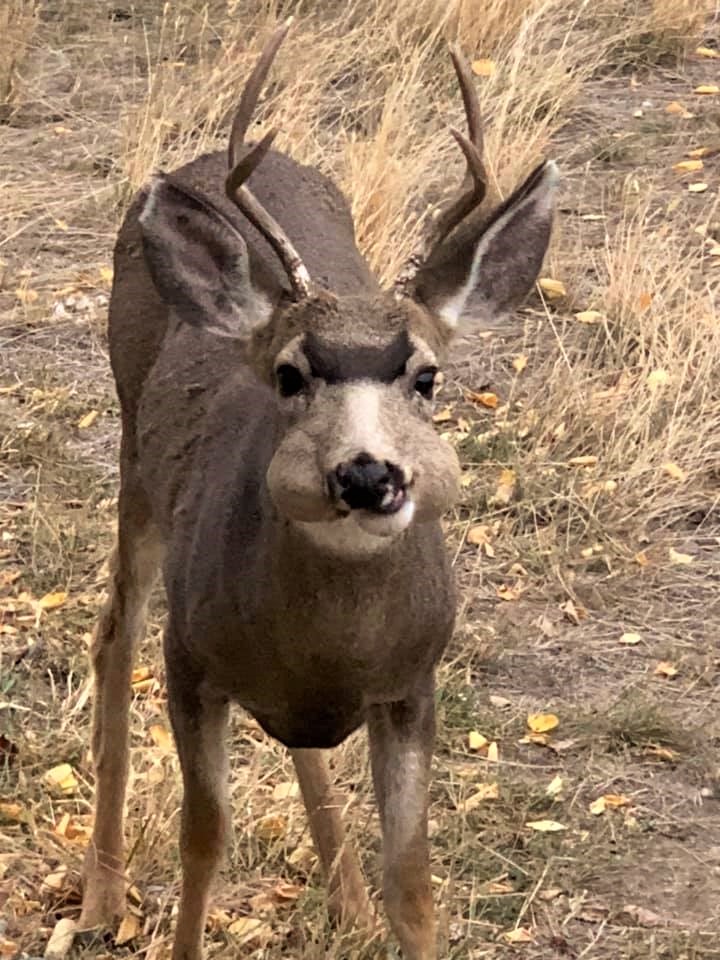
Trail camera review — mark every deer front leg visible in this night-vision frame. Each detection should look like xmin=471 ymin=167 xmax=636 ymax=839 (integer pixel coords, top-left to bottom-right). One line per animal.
xmin=80 ymin=477 xmax=162 ymax=930
xmin=166 ymin=657 xmax=229 ymax=960
xmin=367 ymin=679 xmax=437 ymax=960
xmin=290 ymin=748 xmax=370 ymax=927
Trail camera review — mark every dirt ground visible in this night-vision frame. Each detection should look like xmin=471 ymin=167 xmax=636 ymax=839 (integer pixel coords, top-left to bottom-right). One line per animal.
xmin=1 ymin=2 xmax=720 ymax=959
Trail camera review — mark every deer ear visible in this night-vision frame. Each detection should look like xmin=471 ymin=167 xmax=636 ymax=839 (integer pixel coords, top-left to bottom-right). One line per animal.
xmin=413 ymin=161 xmax=559 ymax=332
xmin=139 ymin=175 xmax=271 ymax=338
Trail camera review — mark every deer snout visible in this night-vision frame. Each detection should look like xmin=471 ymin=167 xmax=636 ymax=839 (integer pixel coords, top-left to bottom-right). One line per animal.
xmin=328 ymin=452 xmax=408 ymax=515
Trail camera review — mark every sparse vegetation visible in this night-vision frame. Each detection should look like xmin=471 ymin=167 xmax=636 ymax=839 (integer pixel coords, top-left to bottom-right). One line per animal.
xmin=0 ymin=0 xmax=38 ymax=118
xmin=2 ymin=1 xmax=720 ymax=958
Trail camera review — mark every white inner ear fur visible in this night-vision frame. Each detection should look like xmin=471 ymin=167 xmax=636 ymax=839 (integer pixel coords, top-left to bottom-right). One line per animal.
xmin=138 ymin=177 xmax=161 ymax=226
xmin=438 ymin=160 xmax=559 ymax=329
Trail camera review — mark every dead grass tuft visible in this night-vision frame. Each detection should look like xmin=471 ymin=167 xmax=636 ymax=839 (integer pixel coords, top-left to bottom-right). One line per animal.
xmin=2 ymin=0 xmax=720 ymax=956
xmin=0 ymin=0 xmax=38 ymax=118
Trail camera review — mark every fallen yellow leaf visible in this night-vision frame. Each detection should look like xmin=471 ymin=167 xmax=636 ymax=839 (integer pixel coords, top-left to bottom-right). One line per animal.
xmin=273 ymin=880 xmax=303 ymax=901
xmin=227 ymin=917 xmax=272 ymax=947
xmin=696 ymin=46 xmax=720 ymax=59
xmin=486 ymin=879 xmax=514 ymax=894
xmin=619 ymin=632 xmax=642 ymax=645
xmin=591 ymin=793 xmax=632 ymax=815
xmin=458 ymin=782 xmax=500 ymax=811
xmin=77 ymin=410 xmax=99 ymax=430
xmin=0 ymin=802 xmax=24 ymax=822
xmin=604 ymin=793 xmax=632 ymax=808
xmin=255 ymin=814 xmax=287 ymax=840
xmin=687 ymin=146 xmax=714 ymax=158
xmin=54 ymin=813 xmax=92 ymax=844
xmin=466 ymin=524 xmax=491 ymax=547
xmin=528 ymin=713 xmax=559 ymax=734
xmin=694 ymin=84 xmax=720 ymax=95
xmin=668 ymin=547 xmax=693 ymax=565
xmin=149 ymin=723 xmax=173 ymax=752
xmin=560 ymin=599 xmax=587 ymax=624
xmin=662 ymin=462 xmax=687 ymax=482
xmin=490 ymin=467 xmax=516 ymax=506
xmin=131 ymin=665 xmax=159 ymax=695
xmin=646 ymin=368 xmax=669 ymax=390
xmin=526 ymin=819 xmax=566 ymax=832
xmin=688 ymin=182 xmax=709 ymax=193
xmin=468 ymin=730 xmax=489 ymax=751
xmin=272 ymin=780 xmax=299 ymax=801
xmin=432 ymin=406 xmax=453 ymax=423
xmin=545 ymin=774 xmax=564 ymax=797
xmin=44 ymin=763 xmax=78 ymax=795
xmin=99 ymin=266 xmax=114 ymax=284
xmin=44 ymin=920 xmax=76 ymax=959
xmin=465 ymin=389 xmax=499 ymax=409
xmin=512 ymin=354 xmax=528 ymax=374
xmin=38 ymin=590 xmax=68 ymax=610
xmin=116 ymin=914 xmax=141 ymax=946
xmin=486 ymin=741 xmax=499 ymax=762
xmin=504 ymin=927 xmax=535 ymax=943
xmin=568 ymin=455 xmax=598 ymax=467
xmin=538 ymin=277 xmax=567 ymax=299
xmin=471 ymin=58 xmax=496 ymax=77
xmin=665 ymin=101 xmax=694 ymax=118
xmin=575 ymin=309 xmax=604 ymax=324
xmin=654 ymin=660 xmax=678 ymax=678
xmin=645 ymin=744 xmax=678 ymax=762
xmin=496 ymin=582 xmax=525 ymax=602
xmin=673 ymin=159 xmax=704 ymax=173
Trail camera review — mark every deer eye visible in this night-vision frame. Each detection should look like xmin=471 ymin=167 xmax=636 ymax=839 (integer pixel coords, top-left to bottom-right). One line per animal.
xmin=413 ymin=366 xmax=438 ymax=399
xmin=275 ymin=364 xmax=306 ymax=397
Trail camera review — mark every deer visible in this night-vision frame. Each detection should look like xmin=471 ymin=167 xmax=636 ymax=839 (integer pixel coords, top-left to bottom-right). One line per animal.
xmin=77 ymin=19 xmax=557 ymax=960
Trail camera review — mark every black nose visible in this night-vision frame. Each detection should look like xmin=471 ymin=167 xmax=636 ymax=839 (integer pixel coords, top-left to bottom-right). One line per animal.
xmin=329 ymin=452 xmax=406 ymax=514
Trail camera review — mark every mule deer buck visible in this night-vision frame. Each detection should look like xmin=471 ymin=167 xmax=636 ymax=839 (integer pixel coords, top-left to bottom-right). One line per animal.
xmin=79 ymin=19 xmax=557 ymax=960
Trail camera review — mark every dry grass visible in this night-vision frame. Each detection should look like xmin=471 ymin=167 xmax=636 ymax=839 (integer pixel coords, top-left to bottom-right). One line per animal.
xmin=2 ymin=0 xmax=720 ymax=958
xmin=0 ymin=0 xmax=38 ymax=114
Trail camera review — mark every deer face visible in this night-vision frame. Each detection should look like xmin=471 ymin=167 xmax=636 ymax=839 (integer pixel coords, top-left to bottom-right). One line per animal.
xmin=248 ymin=292 xmax=461 ymax=540
xmin=140 ymin=148 xmax=557 ymax=549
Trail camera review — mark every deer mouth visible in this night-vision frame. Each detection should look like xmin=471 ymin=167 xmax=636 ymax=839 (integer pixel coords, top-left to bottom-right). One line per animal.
xmin=354 ymin=496 xmax=416 ymax=537
xmin=377 ymin=485 xmax=408 ymax=515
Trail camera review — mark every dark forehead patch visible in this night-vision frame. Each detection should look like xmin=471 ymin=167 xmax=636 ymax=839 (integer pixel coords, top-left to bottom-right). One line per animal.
xmin=303 ymin=330 xmax=413 ymax=384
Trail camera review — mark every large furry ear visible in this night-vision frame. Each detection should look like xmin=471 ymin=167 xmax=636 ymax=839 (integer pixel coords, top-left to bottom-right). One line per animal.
xmin=139 ymin=175 xmax=271 ymax=338
xmin=413 ymin=161 xmax=559 ymax=332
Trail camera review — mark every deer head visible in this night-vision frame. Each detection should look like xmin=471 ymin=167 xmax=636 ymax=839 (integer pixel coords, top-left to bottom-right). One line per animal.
xmin=138 ymin=21 xmax=558 ymax=550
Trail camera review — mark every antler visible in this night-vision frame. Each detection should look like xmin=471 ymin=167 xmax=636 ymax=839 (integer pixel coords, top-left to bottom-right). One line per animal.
xmin=395 ymin=45 xmax=487 ymax=297
xmin=225 ymin=19 xmax=311 ymax=300
xmin=431 ymin=46 xmax=487 ymax=250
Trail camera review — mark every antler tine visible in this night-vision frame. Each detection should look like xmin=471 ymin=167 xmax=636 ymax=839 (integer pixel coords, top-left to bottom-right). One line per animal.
xmin=228 ymin=181 xmax=312 ymax=298
xmin=425 ymin=45 xmax=488 ymax=254
xmin=449 ymin=44 xmax=484 ymax=157
xmin=225 ymin=18 xmax=312 ymax=301
xmin=228 ymin=18 xmax=293 ymax=169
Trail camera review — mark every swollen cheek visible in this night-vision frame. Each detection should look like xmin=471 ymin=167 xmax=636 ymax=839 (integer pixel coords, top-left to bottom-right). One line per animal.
xmin=266 ymin=450 xmax=331 ymax=522
xmin=413 ymin=448 xmax=461 ymax=519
